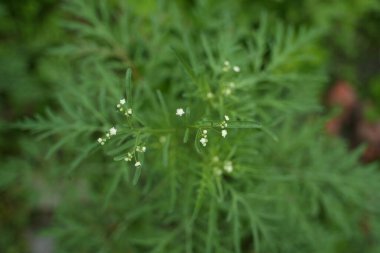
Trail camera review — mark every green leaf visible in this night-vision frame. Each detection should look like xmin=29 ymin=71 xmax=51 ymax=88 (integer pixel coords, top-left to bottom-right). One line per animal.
xmin=125 ymin=68 xmax=133 ymax=107
xmin=132 ymin=166 xmax=142 ymax=185
xmin=103 ymin=166 xmax=124 ymax=209
xmin=183 ymin=128 xmax=190 ymax=143
xmin=156 ymin=90 xmax=170 ymax=125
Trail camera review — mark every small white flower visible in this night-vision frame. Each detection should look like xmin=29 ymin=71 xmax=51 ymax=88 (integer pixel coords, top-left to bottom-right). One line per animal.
xmin=120 ymin=98 xmax=126 ymax=105
xmin=233 ymin=66 xmax=240 ymax=72
xmin=214 ymin=167 xmax=222 ymax=176
xmin=200 ymin=137 xmax=208 ymax=146
xmin=203 ymin=130 xmax=208 ymax=134
xmin=176 ymin=108 xmax=185 ymax=117
xmin=221 ymin=129 xmax=228 ymax=138
xmin=127 ymin=108 xmax=132 ymax=115
xmin=212 ymin=156 xmax=219 ymax=162
xmin=136 ymin=146 xmax=147 ymax=153
xmin=109 ymin=127 xmax=117 ymax=136
xmin=223 ymin=61 xmax=231 ymax=72
xmin=124 ymin=152 xmax=133 ymax=162
xmin=135 ymin=161 xmax=141 ymax=167
xmin=224 ymin=115 xmax=230 ymax=121
xmin=223 ymin=88 xmax=232 ymax=96
xmin=224 ymin=161 xmax=233 ymax=173
xmin=206 ymin=92 xmax=214 ymax=99
xmin=97 ymin=138 xmax=103 ymax=143
xmin=106 ymin=133 xmax=110 ymax=138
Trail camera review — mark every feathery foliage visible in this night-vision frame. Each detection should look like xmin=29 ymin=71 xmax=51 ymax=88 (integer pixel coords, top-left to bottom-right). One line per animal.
xmin=14 ymin=1 xmax=380 ymax=252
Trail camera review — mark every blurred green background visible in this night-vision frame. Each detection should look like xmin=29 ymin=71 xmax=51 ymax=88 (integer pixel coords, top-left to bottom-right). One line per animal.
xmin=0 ymin=0 xmax=379 ymax=252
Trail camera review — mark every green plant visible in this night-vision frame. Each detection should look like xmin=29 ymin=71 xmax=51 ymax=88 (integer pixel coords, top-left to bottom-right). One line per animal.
xmin=16 ymin=1 xmax=380 ymax=253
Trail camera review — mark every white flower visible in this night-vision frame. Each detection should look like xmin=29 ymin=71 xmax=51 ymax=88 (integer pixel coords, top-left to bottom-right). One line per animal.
xmin=200 ymin=137 xmax=208 ymax=146
xmin=224 ymin=115 xmax=230 ymax=121
xmin=176 ymin=108 xmax=185 ymax=117
xmin=127 ymin=108 xmax=132 ymax=115
xmin=135 ymin=161 xmax=141 ymax=167
xmin=109 ymin=127 xmax=117 ymax=136
xmin=97 ymin=137 xmax=106 ymax=145
xmin=136 ymin=146 xmax=147 ymax=153
xmin=206 ymin=92 xmax=214 ymax=99
xmin=214 ymin=167 xmax=222 ymax=176
xmin=124 ymin=152 xmax=133 ymax=161
xmin=224 ymin=161 xmax=233 ymax=173
xmin=233 ymin=66 xmax=240 ymax=72
xmin=212 ymin=156 xmax=219 ymax=162
xmin=203 ymin=130 xmax=208 ymax=134
xmin=223 ymin=88 xmax=232 ymax=96
xmin=120 ymin=98 xmax=126 ymax=105
xmin=222 ymin=129 xmax=228 ymax=138
xmin=223 ymin=60 xmax=231 ymax=72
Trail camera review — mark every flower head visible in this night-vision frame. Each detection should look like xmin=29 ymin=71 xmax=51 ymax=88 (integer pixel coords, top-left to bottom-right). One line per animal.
xmin=124 ymin=152 xmax=133 ymax=162
xmin=176 ymin=108 xmax=185 ymax=117
xmin=109 ymin=127 xmax=117 ymax=136
xmin=135 ymin=161 xmax=141 ymax=167
xmin=120 ymin=98 xmax=126 ymax=105
xmin=124 ymin=108 xmax=133 ymax=117
xmin=220 ymin=121 xmax=228 ymax=129
xmin=136 ymin=146 xmax=147 ymax=153
xmin=233 ymin=66 xmax=240 ymax=72
xmin=222 ymin=129 xmax=228 ymax=138
xmin=223 ymin=88 xmax=232 ymax=96
xmin=200 ymin=137 xmax=208 ymax=146
xmin=224 ymin=161 xmax=233 ymax=173
xmin=223 ymin=60 xmax=231 ymax=72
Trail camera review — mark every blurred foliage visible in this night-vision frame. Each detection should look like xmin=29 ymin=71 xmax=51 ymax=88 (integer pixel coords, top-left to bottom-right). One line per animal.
xmin=0 ymin=0 xmax=379 ymax=252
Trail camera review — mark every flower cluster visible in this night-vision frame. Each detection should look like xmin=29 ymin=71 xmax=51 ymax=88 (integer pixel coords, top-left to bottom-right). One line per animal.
xmin=200 ymin=129 xmax=208 ymax=147
xmin=222 ymin=82 xmax=236 ymax=96
xmin=223 ymin=161 xmax=233 ymax=173
xmin=212 ymin=156 xmax=234 ymax=176
xmin=97 ymin=127 xmax=117 ymax=145
xmin=220 ymin=115 xmax=229 ymax=138
xmin=124 ymin=145 xmax=147 ymax=167
xmin=222 ymin=60 xmax=240 ymax=73
xmin=116 ymin=98 xmax=132 ymax=117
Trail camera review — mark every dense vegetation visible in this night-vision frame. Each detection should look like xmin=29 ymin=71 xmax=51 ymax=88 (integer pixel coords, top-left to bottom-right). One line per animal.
xmin=1 ymin=0 xmax=379 ymax=252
